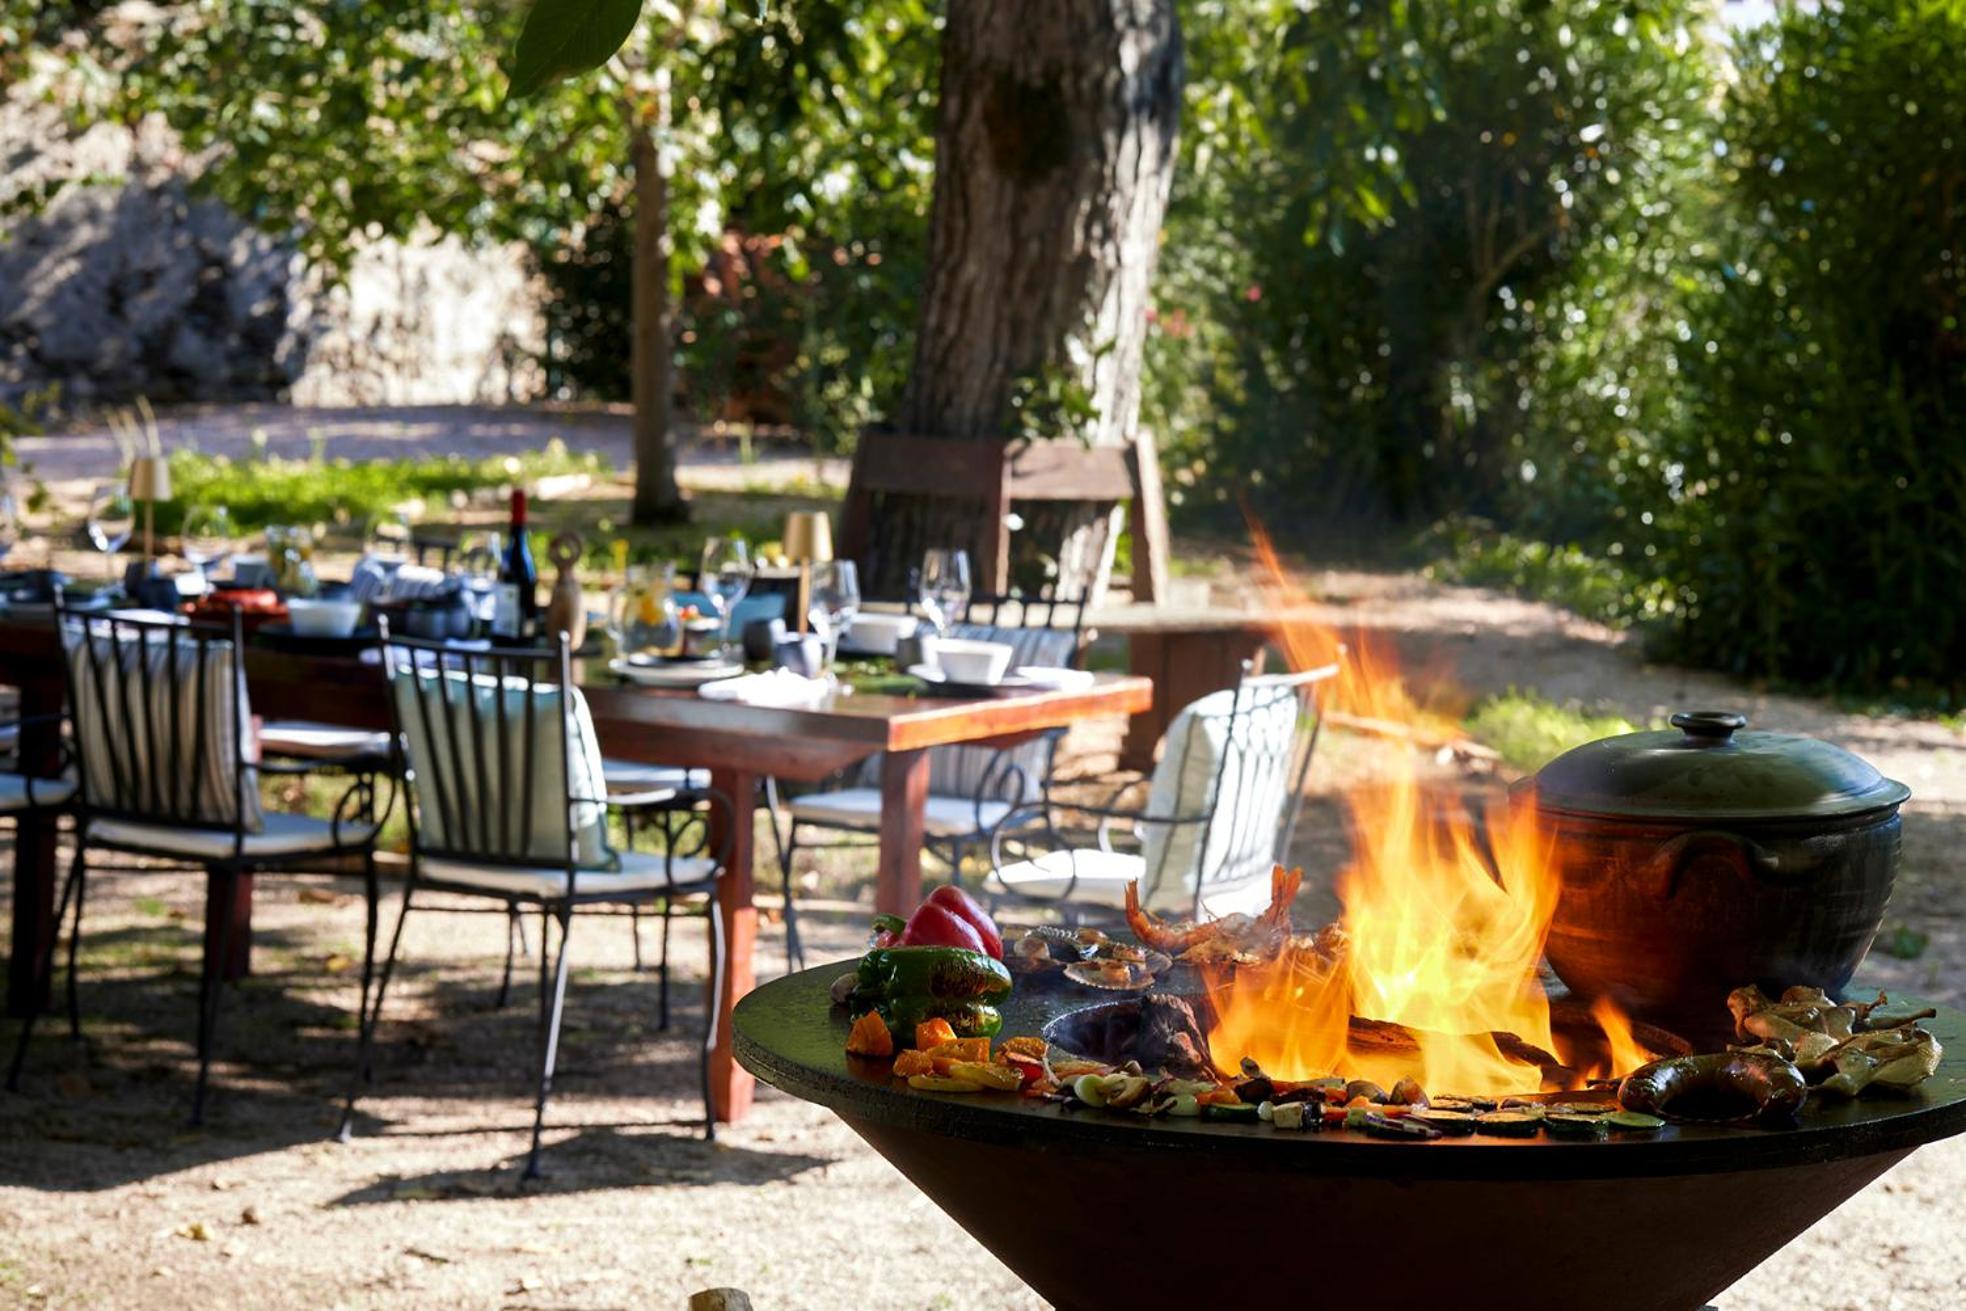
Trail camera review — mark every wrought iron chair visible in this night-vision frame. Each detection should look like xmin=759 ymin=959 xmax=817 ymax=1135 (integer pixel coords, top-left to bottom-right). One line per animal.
xmin=984 ymin=662 xmax=1338 ymax=923
xmin=342 ymin=630 xmax=729 ymax=1176
xmin=774 ymin=589 xmax=1088 ymax=969
xmin=8 ymin=604 xmax=381 ymax=1122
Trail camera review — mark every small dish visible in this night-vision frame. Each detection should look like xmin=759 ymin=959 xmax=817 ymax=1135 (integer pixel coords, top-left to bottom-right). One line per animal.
xmin=906 ymin=664 xmax=1041 ymax=697
xmin=286 ymin=597 xmax=365 ymax=638
xmin=844 ymin=612 xmax=918 ymax=656
xmin=932 ymin=637 xmax=1014 ymax=684
xmin=610 ymin=657 xmax=745 ymax=688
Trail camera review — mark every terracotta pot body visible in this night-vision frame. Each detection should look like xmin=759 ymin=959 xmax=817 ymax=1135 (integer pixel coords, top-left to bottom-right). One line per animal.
xmin=1533 ymin=804 xmax=1901 ymax=1040
xmin=1524 ymin=710 xmax=1908 ymax=1041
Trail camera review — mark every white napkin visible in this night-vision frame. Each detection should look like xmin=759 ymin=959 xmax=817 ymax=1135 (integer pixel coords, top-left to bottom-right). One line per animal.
xmin=1013 ymin=665 xmax=1095 ymax=692
xmin=698 ymin=670 xmax=831 ymax=708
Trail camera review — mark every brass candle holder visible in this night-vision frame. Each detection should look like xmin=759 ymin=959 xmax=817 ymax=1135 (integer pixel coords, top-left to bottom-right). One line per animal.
xmin=781 ymin=510 xmax=834 ymax=635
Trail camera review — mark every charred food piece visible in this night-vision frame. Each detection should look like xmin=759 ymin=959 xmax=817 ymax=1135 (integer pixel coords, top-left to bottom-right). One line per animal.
xmin=1618 ymin=1051 xmax=1808 ymax=1127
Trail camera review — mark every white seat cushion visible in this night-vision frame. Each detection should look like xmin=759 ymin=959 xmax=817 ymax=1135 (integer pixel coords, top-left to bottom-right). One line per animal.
xmin=260 ymin=720 xmax=394 ymax=761
xmin=419 ymin=850 xmax=720 ymax=898
xmin=986 ymin=848 xmax=1144 ymax=908
xmin=601 ymin=760 xmax=704 ymax=803
xmin=0 ymin=772 xmax=75 ymax=812
xmin=984 ymin=847 xmax=1278 ymax=918
xmin=790 ymin=787 xmax=1013 ymax=839
xmin=87 ymin=811 xmax=378 ymax=859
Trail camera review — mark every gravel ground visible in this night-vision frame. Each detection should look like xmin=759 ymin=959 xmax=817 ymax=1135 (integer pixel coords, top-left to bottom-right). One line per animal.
xmin=2 ymin=406 xmax=1962 ymax=1308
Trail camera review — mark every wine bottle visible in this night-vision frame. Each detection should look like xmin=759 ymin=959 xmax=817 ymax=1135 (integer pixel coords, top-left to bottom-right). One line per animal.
xmin=494 ymin=489 xmax=540 ymax=641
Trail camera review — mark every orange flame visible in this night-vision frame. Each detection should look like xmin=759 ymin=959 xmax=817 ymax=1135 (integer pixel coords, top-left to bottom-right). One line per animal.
xmin=1204 ymin=523 xmax=1646 ymax=1095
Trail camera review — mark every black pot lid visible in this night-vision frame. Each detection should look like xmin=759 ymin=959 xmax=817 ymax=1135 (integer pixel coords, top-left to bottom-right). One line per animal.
xmin=1530 ymin=710 xmax=1911 ymax=822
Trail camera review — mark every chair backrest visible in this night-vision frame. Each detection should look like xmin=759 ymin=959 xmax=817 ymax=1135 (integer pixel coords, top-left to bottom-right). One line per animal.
xmin=1135 ymin=663 xmax=1337 ymax=916
xmin=962 ymin=588 xmax=1089 ymax=662
xmin=853 ymin=621 xmax=1082 ymax=808
xmin=58 ymin=603 xmax=264 ymax=834
xmin=381 ymin=632 xmax=615 ymax=873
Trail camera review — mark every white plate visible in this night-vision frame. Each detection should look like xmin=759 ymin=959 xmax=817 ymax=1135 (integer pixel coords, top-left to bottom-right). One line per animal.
xmin=610 ymin=657 xmax=745 ymax=688
xmin=906 ymin=663 xmax=1041 ymax=695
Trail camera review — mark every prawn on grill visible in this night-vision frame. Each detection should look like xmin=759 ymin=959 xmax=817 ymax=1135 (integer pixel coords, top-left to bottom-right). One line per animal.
xmin=1124 ymin=864 xmax=1303 ymax=954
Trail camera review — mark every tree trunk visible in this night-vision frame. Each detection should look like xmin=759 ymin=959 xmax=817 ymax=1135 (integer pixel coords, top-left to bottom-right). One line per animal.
xmin=865 ymin=0 xmax=1182 ymax=600
xmin=631 ymin=78 xmax=686 ymax=525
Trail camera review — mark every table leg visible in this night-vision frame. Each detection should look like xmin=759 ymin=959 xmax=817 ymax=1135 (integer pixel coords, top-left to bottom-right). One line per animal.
xmin=203 ymin=870 xmax=255 ymax=982
xmin=708 ymin=766 xmax=757 ymax=1124
xmin=1120 ymin=633 xmax=1170 ymax=772
xmin=7 ymin=693 xmax=66 ymax=1018
xmin=876 ymin=748 xmax=930 ymax=916
xmin=6 ymin=810 xmax=58 ymax=1018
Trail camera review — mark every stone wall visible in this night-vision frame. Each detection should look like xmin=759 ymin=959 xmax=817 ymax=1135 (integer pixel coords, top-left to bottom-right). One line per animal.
xmin=0 ymin=98 xmax=546 ymax=413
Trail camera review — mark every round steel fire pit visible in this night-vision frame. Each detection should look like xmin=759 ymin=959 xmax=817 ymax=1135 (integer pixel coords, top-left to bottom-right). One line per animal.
xmin=735 ymin=966 xmax=1966 ymax=1311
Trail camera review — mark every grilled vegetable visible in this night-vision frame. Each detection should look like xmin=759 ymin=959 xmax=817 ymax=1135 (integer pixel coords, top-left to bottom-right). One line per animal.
xmin=1606 ymin=1111 xmax=1667 ymax=1133
xmin=1410 ymin=1109 xmax=1478 ymax=1136
xmin=907 ymin=1074 xmax=984 ymax=1093
xmin=914 ymin=1017 xmax=960 ymax=1051
xmin=1544 ymin=1113 xmax=1611 ymax=1140
xmin=919 ymin=886 xmax=1004 ymax=960
xmin=848 ymin=946 xmax=1014 ymax=1039
xmin=845 ymin=1011 xmax=894 ymax=1058
xmin=1474 ymin=1111 xmax=1543 ymax=1137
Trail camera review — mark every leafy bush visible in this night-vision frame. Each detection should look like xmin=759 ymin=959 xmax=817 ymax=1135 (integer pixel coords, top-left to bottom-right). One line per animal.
xmin=1629 ymin=0 xmax=1966 ymax=687
xmin=156 ymin=442 xmax=607 ymax=536
xmin=1148 ymin=0 xmax=1715 ymax=521
xmin=1422 ymin=518 xmax=1669 ymax=629
xmin=1464 ymin=690 xmax=1640 ymax=773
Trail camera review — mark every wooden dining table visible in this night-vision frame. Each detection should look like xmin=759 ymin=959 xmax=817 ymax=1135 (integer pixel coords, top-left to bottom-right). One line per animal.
xmin=0 ymin=621 xmax=1150 ymax=1122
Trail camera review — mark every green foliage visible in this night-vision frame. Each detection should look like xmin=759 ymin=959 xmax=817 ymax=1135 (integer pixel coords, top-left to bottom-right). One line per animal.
xmin=1149 ymin=0 xmax=1715 ymax=519
xmin=1422 ymin=517 xmax=1670 ymax=629
xmin=1463 ymin=690 xmax=1639 ymax=773
xmin=509 ymin=0 xmax=644 ymax=98
xmin=1627 ymin=0 xmax=1966 ymax=688
xmin=157 ymin=443 xmax=606 ymax=536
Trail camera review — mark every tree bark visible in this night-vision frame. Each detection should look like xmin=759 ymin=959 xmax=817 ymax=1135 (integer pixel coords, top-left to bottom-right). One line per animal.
xmin=631 ymin=77 xmax=687 ymax=525
xmin=864 ymin=0 xmax=1182 ymax=599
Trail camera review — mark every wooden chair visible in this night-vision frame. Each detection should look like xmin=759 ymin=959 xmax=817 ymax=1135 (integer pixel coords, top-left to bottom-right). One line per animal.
xmin=983 ymin=663 xmax=1338 ymax=923
xmin=342 ymin=630 xmax=729 ymax=1176
xmin=8 ymin=604 xmax=381 ymax=1122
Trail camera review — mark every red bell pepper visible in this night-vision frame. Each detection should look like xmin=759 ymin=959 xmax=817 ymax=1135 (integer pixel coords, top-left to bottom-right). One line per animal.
xmin=898 ymin=902 xmax=988 ymax=954
xmin=922 ymin=885 xmax=1003 ymax=960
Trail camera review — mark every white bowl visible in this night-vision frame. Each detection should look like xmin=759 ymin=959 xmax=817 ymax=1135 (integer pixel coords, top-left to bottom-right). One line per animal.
xmin=846 ymin=612 xmax=918 ymax=655
xmin=933 ymin=638 xmax=1014 ymax=685
xmin=286 ymin=597 xmax=364 ymax=638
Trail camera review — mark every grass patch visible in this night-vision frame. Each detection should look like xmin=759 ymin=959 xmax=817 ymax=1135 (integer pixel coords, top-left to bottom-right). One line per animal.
xmin=1422 ymin=518 xmax=1668 ymax=629
xmin=157 ymin=440 xmax=608 ymax=536
xmin=1464 ymin=690 xmax=1642 ymax=773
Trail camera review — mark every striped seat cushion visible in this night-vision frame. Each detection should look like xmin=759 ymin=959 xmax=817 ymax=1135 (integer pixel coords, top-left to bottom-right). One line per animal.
xmin=62 ymin=623 xmax=264 ymax=830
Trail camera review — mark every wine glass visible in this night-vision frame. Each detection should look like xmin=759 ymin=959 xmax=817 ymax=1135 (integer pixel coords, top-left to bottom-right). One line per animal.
xmin=0 ymin=486 xmax=18 ymax=567
xmin=700 ymin=537 xmax=753 ymax=655
xmin=809 ymin=559 xmax=861 ymax=666
xmin=87 ymin=482 xmax=136 ymax=581
xmin=607 ymin=561 xmax=679 ymax=661
xmin=458 ymin=530 xmax=504 ymax=627
xmin=918 ymin=548 xmax=972 ymax=636
xmin=180 ymin=504 xmax=236 ymax=585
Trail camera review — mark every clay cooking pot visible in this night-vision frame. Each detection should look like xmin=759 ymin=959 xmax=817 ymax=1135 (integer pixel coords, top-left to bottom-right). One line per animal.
xmin=1518 ymin=711 xmax=1910 ymax=1041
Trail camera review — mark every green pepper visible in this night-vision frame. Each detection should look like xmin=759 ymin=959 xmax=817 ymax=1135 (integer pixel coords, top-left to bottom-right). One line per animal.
xmin=849 ymin=946 xmax=1012 ymax=1040
xmin=855 ymin=946 xmax=1012 ymax=1003
xmin=885 ymin=998 xmax=1004 ymax=1040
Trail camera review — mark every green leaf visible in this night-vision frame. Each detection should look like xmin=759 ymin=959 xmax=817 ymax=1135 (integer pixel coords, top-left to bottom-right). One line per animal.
xmin=507 ymin=0 xmax=643 ymax=99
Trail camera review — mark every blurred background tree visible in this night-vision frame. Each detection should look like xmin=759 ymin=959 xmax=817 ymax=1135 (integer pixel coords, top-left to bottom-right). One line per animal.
xmin=7 ymin=0 xmax=1961 ymax=694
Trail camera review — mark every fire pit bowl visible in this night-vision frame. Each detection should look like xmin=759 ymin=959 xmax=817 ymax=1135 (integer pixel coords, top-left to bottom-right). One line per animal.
xmin=736 ymin=965 xmax=1966 ymax=1311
